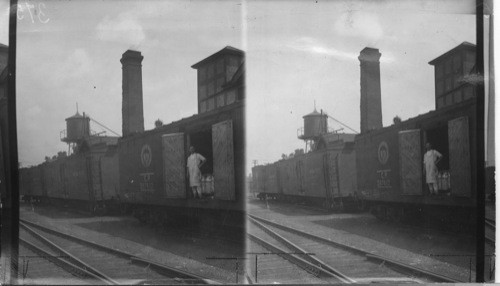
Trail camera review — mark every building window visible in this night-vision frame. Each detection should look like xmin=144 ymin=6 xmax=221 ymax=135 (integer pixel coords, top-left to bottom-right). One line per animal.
xmin=453 ymin=90 xmax=462 ymax=103
xmin=216 ymin=58 xmax=224 ymax=74
xmin=207 ymin=63 xmax=214 ymax=79
xmin=463 ymin=86 xmax=473 ymax=100
xmin=199 ymin=67 xmax=206 ymax=82
xmin=200 ymin=100 xmax=207 ymax=113
xmin=453 ymin=74 xmax=461 ymax=89
xmin=435 ymin=64 xmax=444 ymax=79
xmin=437 ymin=97 xmax=444 ymax=108
xmin=464 ymin=51 xmax=475 ymax=74
xmin=445 ymin=78 xmax=452 ymax=92
xmin=207 ymin=98 xmax=215 ymax=111
xmin=436 ymin=80 xmax=444 ymax=96
xmin=208 ymin=82 xmax=215 ymax=96
xmin=217 ymin=94 xmax=225 ymax=107
xmin=445 ymin=58 xmax=452 ymax=75
xmin=199 ymin=84 xmax=207 ymax=99
xmin=445 ymin=94 xmax=453 ymax=106
xmin=226 ymin=90 xmax=236 ymax=105
xmin=216 ymin=77 xmax=224 ymax=93
xmin=453 ymin=54 xmax=461 ymax=73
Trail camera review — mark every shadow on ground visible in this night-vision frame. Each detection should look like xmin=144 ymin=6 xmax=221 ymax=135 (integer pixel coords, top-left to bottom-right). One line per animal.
xmin=312 ymin=215 xmax=481 ymax=272
xmin=75 ymin=218 xmax=244 ymax=274
xmin=21 ymin=204 xmax=90 ymax=219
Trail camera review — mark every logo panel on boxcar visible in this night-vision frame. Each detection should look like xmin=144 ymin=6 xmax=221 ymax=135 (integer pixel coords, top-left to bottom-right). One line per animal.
xmin=139 ymin=144 xmax=155 ymax=192
xmin=377 ymin=141 xmax=389 ymax=165
xmin=141 ymin=145 xmax=152 ymax=168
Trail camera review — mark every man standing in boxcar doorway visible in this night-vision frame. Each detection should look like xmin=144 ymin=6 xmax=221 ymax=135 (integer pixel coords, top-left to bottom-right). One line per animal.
xmin=423 ymin=142 xmax=443 ymax=195
xmin=187 ymin=146 xmax=206 ymax=199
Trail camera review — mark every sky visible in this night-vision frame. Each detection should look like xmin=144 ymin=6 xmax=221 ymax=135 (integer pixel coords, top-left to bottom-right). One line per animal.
xmin=0 ymin=0 xmax=484 ymax=170
xmin=12 ymin=0 xmax=243 ymax=166
xmin=245 ymin=0 xmax=477 ymax=171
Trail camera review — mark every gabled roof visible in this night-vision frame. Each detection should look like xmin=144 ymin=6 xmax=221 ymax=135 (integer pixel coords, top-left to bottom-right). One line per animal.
xmin=428 ymin=42 xmax=476 ymax=65
xmin=191 ymin=46 xmax=244 ymax=69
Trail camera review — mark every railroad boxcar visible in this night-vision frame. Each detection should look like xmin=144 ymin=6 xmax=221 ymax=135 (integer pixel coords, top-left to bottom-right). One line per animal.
xmin=252 ymin=136 xmax=359 ymax=211
xmin=118 ymin=101 xmax=245 ymax=229
xmin=19 ymin=146 xmax=120 ymax=213
xmin=355 ymin=98 xmax=477 ymax=227
xmin=19 ymin=165 xmax=44 ymax=202
xmin=251 ymin=165 xmax=267 ymax=196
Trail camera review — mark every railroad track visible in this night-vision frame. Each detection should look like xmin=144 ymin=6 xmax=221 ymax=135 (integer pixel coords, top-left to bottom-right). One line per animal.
xmin=485 ymin=217 xmax=495 ymax=246
xmin=18 ymin=242 xmax=100 ymax=284
xmin=248 ymin=214 xmax=463 ymax=284
xmin=247 ymin=224 xmax=343 ymax=284
xmin=20 ymin=219 xmax=219 ymax=285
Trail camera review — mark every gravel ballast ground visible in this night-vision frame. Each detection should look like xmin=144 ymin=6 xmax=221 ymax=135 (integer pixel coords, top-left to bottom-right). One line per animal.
xmin=20 ymin=204 xmax=243 ymax=284
xmin=248 ymin=198 xmax=493 ymax=282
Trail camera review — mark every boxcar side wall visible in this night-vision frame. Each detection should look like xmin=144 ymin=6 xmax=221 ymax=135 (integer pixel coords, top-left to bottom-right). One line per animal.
xmin=278 ymin=158 xmax=300 ymax=196
xmin=338 ymin=151 xmax=358 ymax=197
xmin=43 ymin=160 xmax=64 ymax=199
xmin=263 ymin=163 xmax=279 ymax=194
xmin=63 ymin=155 xmax=91 ymax=201
xmin=119 ymin=103 xmax=245 ymax=211
xmin=355 ymin=99 xmax=477 ymax=208
xmin=302 ymin=151 xmax=328 ymax=198
xmin=100 ymin=152 xmax=120 ymax=200
xmin=31 ymin=166 xmax=44 ymax=197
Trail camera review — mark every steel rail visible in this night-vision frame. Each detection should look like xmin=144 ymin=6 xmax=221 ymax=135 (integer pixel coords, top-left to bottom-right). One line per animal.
xmin=485 ymin=219 xmax=495 ymax=230
xmin=485 ymin=235 xmax=495 ymax=245
xmin=20 ymin=238 xmax=108 ymax=284
xmin=249 ymin=214 xmax=462 ymax=283
xmin=20 ymin=222 xmax=119 ymax=285
xmin=249 ymin=217 xmax=355 ymax=283
xmin=485 ymin=218 xmax=495 ymax=246
xmin=247 ymin=233 xmax=347 ymax=282
xmin=20 ymin=218 xmax=219 ymax=284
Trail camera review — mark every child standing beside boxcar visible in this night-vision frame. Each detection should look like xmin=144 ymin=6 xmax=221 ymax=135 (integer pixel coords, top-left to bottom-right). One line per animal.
xmin=423 ymin=142 xmax=443 ymax=195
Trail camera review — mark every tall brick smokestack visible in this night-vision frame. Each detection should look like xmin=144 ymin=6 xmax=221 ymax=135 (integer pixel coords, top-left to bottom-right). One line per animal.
xmin=121 ymin=50 xmax=144 ymax=136
xmin=359 ymin=47 xmax=382 ymax=133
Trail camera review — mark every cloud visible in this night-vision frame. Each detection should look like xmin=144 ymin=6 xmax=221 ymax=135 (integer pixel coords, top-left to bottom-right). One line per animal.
xmin=288 ymin=37 xmax=358 ymax=61
xmin=95 ymin=12 xmax=145 ymax=47
xmin=56 ymin=48 xmax=92 ymax=79
xmin=334 ymin=11 xmax=384 ymax=41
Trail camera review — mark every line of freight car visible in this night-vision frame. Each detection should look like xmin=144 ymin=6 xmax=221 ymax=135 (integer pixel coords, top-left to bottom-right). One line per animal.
xmin=19 ymin=150 xmax=120 ymax=215
xmin=251 ymin=143 xmax=361 ymax=212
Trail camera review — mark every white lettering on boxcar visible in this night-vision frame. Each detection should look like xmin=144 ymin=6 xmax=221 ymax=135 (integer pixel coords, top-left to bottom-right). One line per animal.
xmin=376 ymin=169 xmax=391 ymax=188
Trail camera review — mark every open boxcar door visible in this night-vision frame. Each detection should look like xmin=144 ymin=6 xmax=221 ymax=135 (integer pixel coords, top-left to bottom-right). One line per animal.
xmin=212 ymin=120 xmax=235 ymax=200
xmin=162 ymin=133 xmax=186 ymax=198
xmin=448 ymin=117 xmax=471 ymax=197
xmin=399 ymin=129 xmax=423 ymax=195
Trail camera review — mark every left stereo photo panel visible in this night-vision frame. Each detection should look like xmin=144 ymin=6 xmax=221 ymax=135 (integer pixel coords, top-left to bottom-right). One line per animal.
xmin=8 ymin=1 xmax=246 ymax=284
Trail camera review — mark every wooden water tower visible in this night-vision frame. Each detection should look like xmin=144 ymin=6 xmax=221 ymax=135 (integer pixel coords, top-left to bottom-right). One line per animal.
xmin=60 ymin=107 xmax=90 ymax=155
xmin=297 ymin=107 xmax=328 ymax=152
